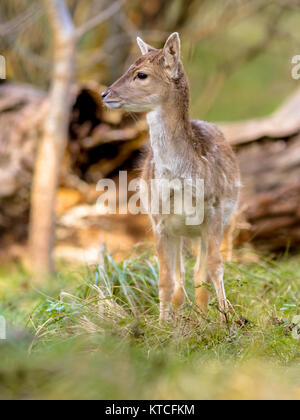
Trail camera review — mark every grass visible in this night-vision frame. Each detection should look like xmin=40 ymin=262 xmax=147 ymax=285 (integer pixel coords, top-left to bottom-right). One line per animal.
xmin=0 ymin=248 xmax=299 ymax=400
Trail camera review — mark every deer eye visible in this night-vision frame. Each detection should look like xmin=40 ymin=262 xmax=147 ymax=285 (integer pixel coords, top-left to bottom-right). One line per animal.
xmin=137 ymin=73 xmax=148 ymax=80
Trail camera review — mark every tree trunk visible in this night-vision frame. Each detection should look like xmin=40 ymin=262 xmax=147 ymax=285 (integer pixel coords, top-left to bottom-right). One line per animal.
xmin=29 ymin=0 xmax=76 ymax=277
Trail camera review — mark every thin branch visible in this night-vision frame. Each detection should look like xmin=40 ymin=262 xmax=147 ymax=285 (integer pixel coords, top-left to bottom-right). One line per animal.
xmin=14 ymin=43 xmax=50 ymax=70
xmin=192 ymin=0 xmax=271 ymax=41
xmin=0 ymin=3 xmax=43 ymax=37
xmin=43 ymin=0 xmax=75 ymax=41
xmin=77 ymin=35 xmax=131 ymax=72
xmin=75 ymin=0 xmax=125 ymax=40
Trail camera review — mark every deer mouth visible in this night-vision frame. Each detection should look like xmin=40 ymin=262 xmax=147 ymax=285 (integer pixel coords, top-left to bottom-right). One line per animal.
xmin=103 ymin=100 xmax=122 ymax=109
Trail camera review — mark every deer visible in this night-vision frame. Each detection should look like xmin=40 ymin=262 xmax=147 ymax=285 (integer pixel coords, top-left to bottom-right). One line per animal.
xmin=102 ymin=33 xmax=240 ymax=323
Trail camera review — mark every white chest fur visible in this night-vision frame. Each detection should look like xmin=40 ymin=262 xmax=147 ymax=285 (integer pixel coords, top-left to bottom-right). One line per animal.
xmin=147 ymin=109 xmax=192 ymax=179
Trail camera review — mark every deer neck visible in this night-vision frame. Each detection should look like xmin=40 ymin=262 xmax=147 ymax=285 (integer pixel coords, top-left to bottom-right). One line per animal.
xmin=147 ymin=98 xmax=192 ymax=176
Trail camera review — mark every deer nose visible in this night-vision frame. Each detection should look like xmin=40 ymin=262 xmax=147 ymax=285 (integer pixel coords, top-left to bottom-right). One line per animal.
xmin=101 ymin=90 xmax=109 ymax=99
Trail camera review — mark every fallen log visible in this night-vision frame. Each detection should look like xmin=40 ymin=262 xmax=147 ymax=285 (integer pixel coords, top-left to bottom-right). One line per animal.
xmin=0 ymin=82 xmax=146 ymax=250
xmin=1 ymin=82 xmax=300 ymax=255
xmin=220 ymin=88 xmax=300 ymax=251
xmin=220 ymin=88 xmax=300 ymax=145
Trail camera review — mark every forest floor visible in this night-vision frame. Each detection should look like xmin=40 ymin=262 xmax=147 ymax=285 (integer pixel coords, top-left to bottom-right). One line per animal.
xmin=0 ymin=247 xmax=299 ymax=400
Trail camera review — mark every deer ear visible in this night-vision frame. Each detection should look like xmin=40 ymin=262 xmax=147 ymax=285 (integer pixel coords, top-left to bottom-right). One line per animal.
xmin=163 ymin=32 xmax=181 ymax=78
xmin=137 ymin=37 xmax=156 ymax=56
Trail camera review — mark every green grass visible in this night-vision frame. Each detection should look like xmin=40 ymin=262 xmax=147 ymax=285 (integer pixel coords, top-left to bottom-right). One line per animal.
xmin=0 ymin=250 xmax=299 ymax=400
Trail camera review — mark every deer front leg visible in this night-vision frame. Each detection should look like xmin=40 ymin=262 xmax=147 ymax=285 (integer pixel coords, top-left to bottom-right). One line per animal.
xmin=207 ymin=237 xmax=228 ymax=322
xmin=207 ymin=219 xmax=229 ymax=323
xmin=155 ymin=232 xmax=178 ymax=322
xmin=172 ymin=237 xmax=185 ymax=308
xmin=194 ymin=236 xmax=210 ymax=314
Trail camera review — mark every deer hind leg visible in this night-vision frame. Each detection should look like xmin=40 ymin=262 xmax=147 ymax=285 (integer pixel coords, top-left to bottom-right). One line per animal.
xmin=155 ymin=232 xmax=179 ymax=322
xmin=194 ymin=236 xmax=210 ymax=314
xmin=172 ymin=237 xmax=185 ymax=308
xmin=222 ymin=213 xmax=236 ymax=262
xmin=207 ymin=216 xmax=229 ymax=322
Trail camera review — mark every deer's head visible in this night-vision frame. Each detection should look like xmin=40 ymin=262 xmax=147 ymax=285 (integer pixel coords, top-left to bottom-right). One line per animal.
xmin=102 ymin=33 xmax=185 ymax=112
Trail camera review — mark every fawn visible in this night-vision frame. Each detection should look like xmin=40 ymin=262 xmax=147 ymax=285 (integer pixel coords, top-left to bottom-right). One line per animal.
xmin=102 ymin=33 xmax=240 ymax=322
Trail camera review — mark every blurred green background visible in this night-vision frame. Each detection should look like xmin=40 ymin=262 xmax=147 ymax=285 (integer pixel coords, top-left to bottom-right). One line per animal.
xmin=1 ymin=0 xmax=300 ymax=121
